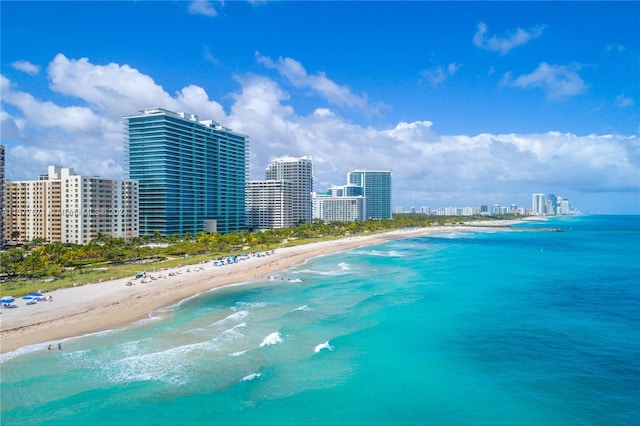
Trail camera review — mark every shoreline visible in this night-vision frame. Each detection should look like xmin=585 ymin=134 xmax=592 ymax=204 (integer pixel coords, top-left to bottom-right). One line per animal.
xmin=0 ymin=222 xmax=537 ymax=355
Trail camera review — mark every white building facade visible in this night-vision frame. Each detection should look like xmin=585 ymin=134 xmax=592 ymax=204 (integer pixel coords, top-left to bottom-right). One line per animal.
xmin=5 ymin=166 xmax=138 ymax=245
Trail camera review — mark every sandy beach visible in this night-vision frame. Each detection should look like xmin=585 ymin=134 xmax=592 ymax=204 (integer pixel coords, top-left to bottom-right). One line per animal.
xmin=0 ymin=223 xmax=531 ymax=354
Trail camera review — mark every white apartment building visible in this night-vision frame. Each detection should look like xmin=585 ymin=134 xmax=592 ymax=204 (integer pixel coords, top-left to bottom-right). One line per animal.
xmin=5 ymin=166 xmax=138 ymax=244
xmin=312 ymin=192 xmax=365 ymax=222
xmin=246 ymin=180 xmax=294 ymax=229
xmin=265 ymin=157 xmax=313 ymax=225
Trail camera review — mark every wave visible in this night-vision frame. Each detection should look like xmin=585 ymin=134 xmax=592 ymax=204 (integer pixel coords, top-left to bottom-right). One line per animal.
xmin=314 ymin=341 xmax=335 ymax=353
xmin=292 ymin=305 xmax=312 ymax=312
xmin=240 ymin=373 xmax=262 ymax=382
xmin=233 ymin=301 xmax=268 ymax=310
xmin=260 ymin=331 xmax=283 ymax=347
xmin=229 ymin=350 xmax=247 ymax=357
xmin=366 ymin=249 xmax=404 ymax=257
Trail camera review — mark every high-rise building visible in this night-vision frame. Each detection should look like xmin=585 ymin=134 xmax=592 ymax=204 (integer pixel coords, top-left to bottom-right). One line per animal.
xmin=4 ymin=166 xmax=138 ymax=244
xmin=532 ymin=193 xmax=546 ymax=215
xmin=312 ymin=192 xmax=365 ymax=222
xmin=246 ymin=180 xmax=293 ymax=229
xmin=346 ymin=169 xmax=392 ymax=219
xmin=264 ymin=157 xmax=313 ymax=225
xmin=0 ymin=144 xmax=5 ymax=249
xmin=124 ymin=108 xmax=249 ymax=235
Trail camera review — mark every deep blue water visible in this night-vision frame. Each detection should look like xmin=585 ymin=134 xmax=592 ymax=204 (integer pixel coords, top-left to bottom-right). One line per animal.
xmin=1 ymin=215 xmax=639 ymax=425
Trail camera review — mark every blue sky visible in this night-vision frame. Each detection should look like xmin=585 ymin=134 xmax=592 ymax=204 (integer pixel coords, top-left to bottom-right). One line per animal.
xmin=2 ymin=1 xmax=639 ymax=214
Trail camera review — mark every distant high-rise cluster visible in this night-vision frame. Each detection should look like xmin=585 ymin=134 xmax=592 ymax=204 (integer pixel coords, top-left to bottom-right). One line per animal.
xmin=531 ymin=193 xmax=574 ymax=216
xmin=313 ymin=169 xmax=392 ymax=222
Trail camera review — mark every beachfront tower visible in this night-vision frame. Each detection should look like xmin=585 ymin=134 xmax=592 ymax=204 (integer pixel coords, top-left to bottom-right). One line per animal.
xmin=0 ymin=144 xmax=4 ymax=249
xmin=346 ymin=169 xmax=392 ymax=219
xmin=532 ymin=193 xmax=546 ymax=216
xmin=124 ymin=108 xmax=249 ymax=236
xmin=264 ymin=156 xmax=313 ymax=225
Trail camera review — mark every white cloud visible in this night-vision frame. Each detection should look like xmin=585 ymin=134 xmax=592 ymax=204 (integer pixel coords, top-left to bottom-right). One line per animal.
xmin=11 ymin=60 xmax=40 ymax=75
xmin=473 ymin=22 xmax=545 ymax=55
xmin=421 ymin=62 xmax=460 ymax=85
xmin=0 ymin=54 xmax=637 ymax=213
xmin=501 ymin=62 xmax=588 ymax=101
xmin=255 ymin=52 xmax=382 ymax=116
xmin=188 ymin=0 xmax=218 ymax=17
xmin=615 ymin=93 xmax=634 ymax=108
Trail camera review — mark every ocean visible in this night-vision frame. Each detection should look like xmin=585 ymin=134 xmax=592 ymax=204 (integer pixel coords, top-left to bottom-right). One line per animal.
xmin=1 ymin=215 xmax=639 ymax=425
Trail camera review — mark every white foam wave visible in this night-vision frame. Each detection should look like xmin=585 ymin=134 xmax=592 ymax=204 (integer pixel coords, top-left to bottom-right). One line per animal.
xmin=293 ymin=305 xmax=312 ymax=312
xmin=338 ymin=262 xmax=351 ymax=270
xmin=314 ymin=341 xmax=335 ymax=353
xmin=233 ymin=301 xmax=268 ymax=310
xmin=211 ymin=310 xmax=249 ymax=327
xmin=240 ymin=373 xmax=261 ymax=382
xmin=229 ymin=350 xmax=247 ymax=357
xmin=260 ymin=331 xmax=283 ymax=347
xmin=367 ymin=249 xmax=403 ymax=257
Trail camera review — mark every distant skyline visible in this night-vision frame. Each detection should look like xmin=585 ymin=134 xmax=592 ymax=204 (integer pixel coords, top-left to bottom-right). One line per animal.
xmin=1 ymin=1 xmax=638 ymax=214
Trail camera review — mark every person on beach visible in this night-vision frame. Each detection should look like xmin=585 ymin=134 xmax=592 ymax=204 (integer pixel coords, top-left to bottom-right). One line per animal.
xmin=58 ymin=343 xmax=62 ymax=350
xmin=48 ymin=344 xmax=51 ymax=351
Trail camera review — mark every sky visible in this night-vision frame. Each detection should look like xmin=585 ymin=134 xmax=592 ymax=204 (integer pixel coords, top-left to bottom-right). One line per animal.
xmin=1 ymin=1 xmax=639 ymax=214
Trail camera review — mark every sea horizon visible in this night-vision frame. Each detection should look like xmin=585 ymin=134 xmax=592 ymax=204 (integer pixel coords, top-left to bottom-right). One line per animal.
xmin=1 ymin=214 xmax=638 ymax=425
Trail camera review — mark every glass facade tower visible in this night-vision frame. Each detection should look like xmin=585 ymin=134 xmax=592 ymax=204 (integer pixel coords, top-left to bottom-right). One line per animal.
xmin=124 ymin=108 xmax=249 ymax=236
xmin=347 ymin=169 xmax=392 ymax=219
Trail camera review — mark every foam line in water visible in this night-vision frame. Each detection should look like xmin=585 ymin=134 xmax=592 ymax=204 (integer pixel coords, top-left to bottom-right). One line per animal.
xmin=240 ymin=373 xmax=262 ymax=382
xmin=260 ymin=331 xmax=283 ymax=347
xmin=314 ymin=341 xmax=335 ymax=353
xmin=293 ymin=305 xmax=312 ymax=312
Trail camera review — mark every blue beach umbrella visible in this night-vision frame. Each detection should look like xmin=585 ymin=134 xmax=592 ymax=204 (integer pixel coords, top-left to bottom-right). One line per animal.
xmin=1 ymin=297 xmax=15 ymax=303
xmin=22 ymin=296 xmax=35 ymax=300
xmin=29 ymin=292 xmax=43 ymax=297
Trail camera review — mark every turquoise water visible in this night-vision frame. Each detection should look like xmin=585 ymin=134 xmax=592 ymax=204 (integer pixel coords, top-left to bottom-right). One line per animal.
xmin=1 ymin=215 xmax=639 ymax=425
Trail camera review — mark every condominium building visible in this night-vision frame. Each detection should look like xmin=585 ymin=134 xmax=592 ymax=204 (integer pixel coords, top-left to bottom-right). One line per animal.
xmin=4 ymin=166 xmax=138 ymax=244
xmin=124 ymin=108 xmax=249 ymax=235
xmin=532 ymin=193 xmax=546 ymax=215
xmin=264 ymin=157 xmax=313 ymax=225
xmin=346 ymin=169 xmax=392 ymax=219
xmin=246 ymin=180 xmax=293 ymax=229
xmin=0 ymin=144 xmax=4 ymax=249
xmin=312 ymin=192 xmax=365 ymax=222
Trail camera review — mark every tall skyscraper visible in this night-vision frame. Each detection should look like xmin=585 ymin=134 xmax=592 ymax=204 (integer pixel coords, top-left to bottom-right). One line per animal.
xmin=347 ymin=169 xmax=392 ymax=219
xmin=532 ymin=193 xmax=546 ymax=215
xmin=125 ymin=108 xmax=249 ymax=235
xmin=4 ymin=166 xmax=138 ymax=244
xmin=264 ymin=157 xmax=313 ymax=225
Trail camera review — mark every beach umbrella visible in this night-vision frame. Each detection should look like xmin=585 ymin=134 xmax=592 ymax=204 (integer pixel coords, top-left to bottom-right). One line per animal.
xmin=28 ymin=292 xmax=43 ymax=297
xmin=22 ymin=296 xmax=35 ymax=300
xmin=1 ymin=297 xmax=15 ymax=303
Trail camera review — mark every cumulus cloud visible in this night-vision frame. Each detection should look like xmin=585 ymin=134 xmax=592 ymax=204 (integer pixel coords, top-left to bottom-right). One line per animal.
xmin=473 ymin=22 xmax=545 ymax=55
xmin=256 ymin=52 xmax=382 ymax=116
xmin=0 ymin=54 xmax=637 ymax=213
xmin=11 ymin=60 xmax=40 ymax=75
xmin=501 ymin=62 xmax=588 ymax=101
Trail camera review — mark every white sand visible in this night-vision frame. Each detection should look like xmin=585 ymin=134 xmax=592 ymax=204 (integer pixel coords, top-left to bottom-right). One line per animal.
xmin=0 ymin=223 xmax=528 ymax=353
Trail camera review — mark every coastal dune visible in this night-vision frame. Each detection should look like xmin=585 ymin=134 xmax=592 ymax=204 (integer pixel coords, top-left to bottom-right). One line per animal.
xmin=0 ymin=224 xmax=523 ymax=354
